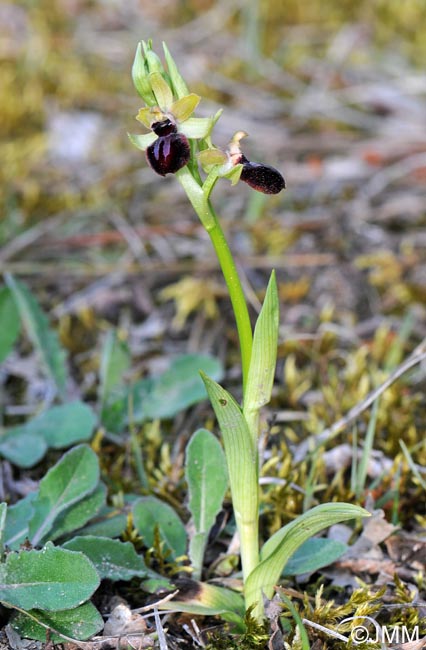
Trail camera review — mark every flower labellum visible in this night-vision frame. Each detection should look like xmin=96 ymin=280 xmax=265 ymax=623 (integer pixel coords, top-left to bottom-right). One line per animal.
xmin=146 ymin=119 xmax=190 ymax=176
xmin=228 ymin=131 xmax=285 ymax=195
xmin=239 ymin=155 xmax=285 ymax=195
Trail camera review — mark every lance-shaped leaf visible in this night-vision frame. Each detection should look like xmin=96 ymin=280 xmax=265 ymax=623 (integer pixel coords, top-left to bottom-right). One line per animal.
xmin=4 ymin=493 xmax=36 ymax=550
xmin=48 ymin=483 xmax=107 ymax=542
xmin=243 ymin=271 xmax=279 ymax=444
xmin=0 ymin=286 xmax=20 ymax=362
xmin=0 ymin=543 xmax=100 ymax=611
xmin=245 ymin=503 xmax=369 ymax=618
xmin=5 ymin=274 xmax=68 ymax=398
xmin=185 ymin=428 xmax=228 ymax=579
xmin=201 ymin=374 xmax=259 ymax=580
xmin=28 ymin=444 xmax=99 ymax=547
xmin=158 ymin=580 xmax=245 ymax=629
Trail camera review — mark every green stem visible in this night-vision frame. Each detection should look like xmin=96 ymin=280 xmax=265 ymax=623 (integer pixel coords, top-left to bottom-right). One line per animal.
xmin=176 ymin=167 xmax=253 ymax=393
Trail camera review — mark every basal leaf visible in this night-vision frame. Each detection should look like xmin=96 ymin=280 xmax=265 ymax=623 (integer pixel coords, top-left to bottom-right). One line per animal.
xmin=132 ymin=496 xmax=187 ymax=559
xmin=185 ymin=428 xmax=228 ymax=578
xmin=28 ymin=444 xmax=99 ymax=547
xmin=282 ymin=538 xmax=348 ymax=576
xmin=0 ymin=430 xmax=47 ymax=468
xmin=99 ymin=331 xmax=131 ymax=411
xmin=30 ymin=401 xmax=97 ymax=449
xmin=4 ymin=493 xmax=37 ymax=550
xmin=245 ymin=503 xmax=369 ymax=617
xmin=11 ymin=601 xmax=104 ymax=643
xmin=63 ymin=536 xmax=149 ymax=581
xmin=0 ymin=543 xmax=100 ymax=611
xmin=0 ymin=286 xmax=20 ymax=362
xmin=5 ymin=274 xmax=68 ymax=398
xmin=49 ymin=483 xmax=107 ymax=542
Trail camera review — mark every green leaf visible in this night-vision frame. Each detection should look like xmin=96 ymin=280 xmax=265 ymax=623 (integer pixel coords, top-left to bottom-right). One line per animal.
xmin=128 ymin=131 xmax=157 ymax=152
xmin=28 ymin=401 xmax=96 ymax=449
xmin=132 ymin=496 xmax=187 ymax=559
xmin=99 ymin=331 xmax=131 ymax=427
xmin=0 ymin=286 xmax=20 ymax=362
xmin=0 ymin=543 xmax=100 ymax=611
xmin=243 ymin=271 xmax=278 ymax=443
xmin=201 ymin=375 xmax=258 ymax=555
xmin=4 ymin=493 xmax=36 ymax=550
xmin=158 ymin=580 xmax=245 ymax=629
xmin=12 ymin=601 xmax=104 ymax=643
xmin=185 ymin=428 xmax=228 ymax=578
xmin=0 ymin=502 xmax=7 ymax=556
xmin=245 ymin=503 xmax=369 ymax=614
xmin=49 ymin=483 xmax=107 ymax=541
xmin=76 ymin=507 xmax=127 ymax=539
xmin=139 ymin=354 xmax=223 ymax=421
xmin=104 ymin=354 xmax=223 ymax=432
xmin=0 ymin=430 xmax=47 ymax=468
xmin=282 ymin=538 xmax=348 ymax=576
xmin=5 ymin=274 xmax=68 ymax=398
xmin=63 ymin=536 xmax=148 ymax=581
xmin=28 ymin=444 xmax=100 ymax=547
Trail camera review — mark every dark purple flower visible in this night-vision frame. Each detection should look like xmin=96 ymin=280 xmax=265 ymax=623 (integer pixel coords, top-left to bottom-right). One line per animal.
xmin=146 ymin=119 xmax=190 ymax=176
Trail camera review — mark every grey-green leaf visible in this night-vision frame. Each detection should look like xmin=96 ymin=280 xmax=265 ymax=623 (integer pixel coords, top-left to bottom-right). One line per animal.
xmin=63 ymin=536 xmax=148 ymax=581
xmin=0 ymin=431 xmax=47 ymax=468
xmin=243 ymin=271 xmax=278 ymax=443
xmin=185 ymin=428 xmax=228 ymax=577
xmin=201 ymin=374 xmax=258 ymax=542
xmin=132 ymin=496 xmax=187 ymax=559
xmin=4 ymin=493 xmax=37 ymax=550
xmin=99 ymin=330 xmax=131 ymax=418
xmin=49 ymin=483 xmax=107 ymax=541
xmin=0 ymin=286 xmax=20 ymax=362
xmin=282 ymin=538 xmax=348 ymax=576
xmin=0 ymin=543 xmax=100 ymax=611
xmin=245 ymin=503 xmax=369 ymax=613
xmin=5 ymin=274 xmax=68 ymax=398
xmin=28 ymin=444 xmax=100 ymax=546
xmin=11 ymin=601 xmax=104 ymax=643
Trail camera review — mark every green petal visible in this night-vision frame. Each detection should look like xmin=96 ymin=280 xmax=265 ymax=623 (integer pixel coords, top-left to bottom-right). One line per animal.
xmin=222 ymin=164 xmax=243 ymax=185
xmin=179 ymin=117 xmax=214 ymax=139
xmin=149 ymin=72 xmax=173 ymax=110
xmin=136 ymin=106 xmax=164 ymax=128
xmin=171 ymin=94 xmax=201 ymax=122
xmin=128 ymin=132 xmax=157 ymax=151
xmin=198 ymin=148 xmax=227 ymax=167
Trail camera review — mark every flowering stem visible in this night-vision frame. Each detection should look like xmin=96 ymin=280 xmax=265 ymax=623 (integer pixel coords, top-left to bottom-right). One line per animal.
xmin=176 ymin=167 xmax=253 ymax=395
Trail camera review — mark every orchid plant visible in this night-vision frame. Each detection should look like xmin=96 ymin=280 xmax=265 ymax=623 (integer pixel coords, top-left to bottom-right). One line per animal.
xmin=129 ymin=40 xmax=368 ymax=625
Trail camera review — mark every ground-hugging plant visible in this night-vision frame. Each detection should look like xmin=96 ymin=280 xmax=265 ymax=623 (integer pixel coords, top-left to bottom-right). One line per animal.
xmin=129 ymin=40 xmax=369 ymax=622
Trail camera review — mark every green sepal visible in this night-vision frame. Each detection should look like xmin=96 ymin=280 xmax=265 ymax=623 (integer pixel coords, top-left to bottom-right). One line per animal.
xmin=128 ymin=132 xmax=157 ymax=152
xmin=163 ymin=41 xmax=189 ymax=99
xmin=131 ymin=42 xmax=156 ymax=106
